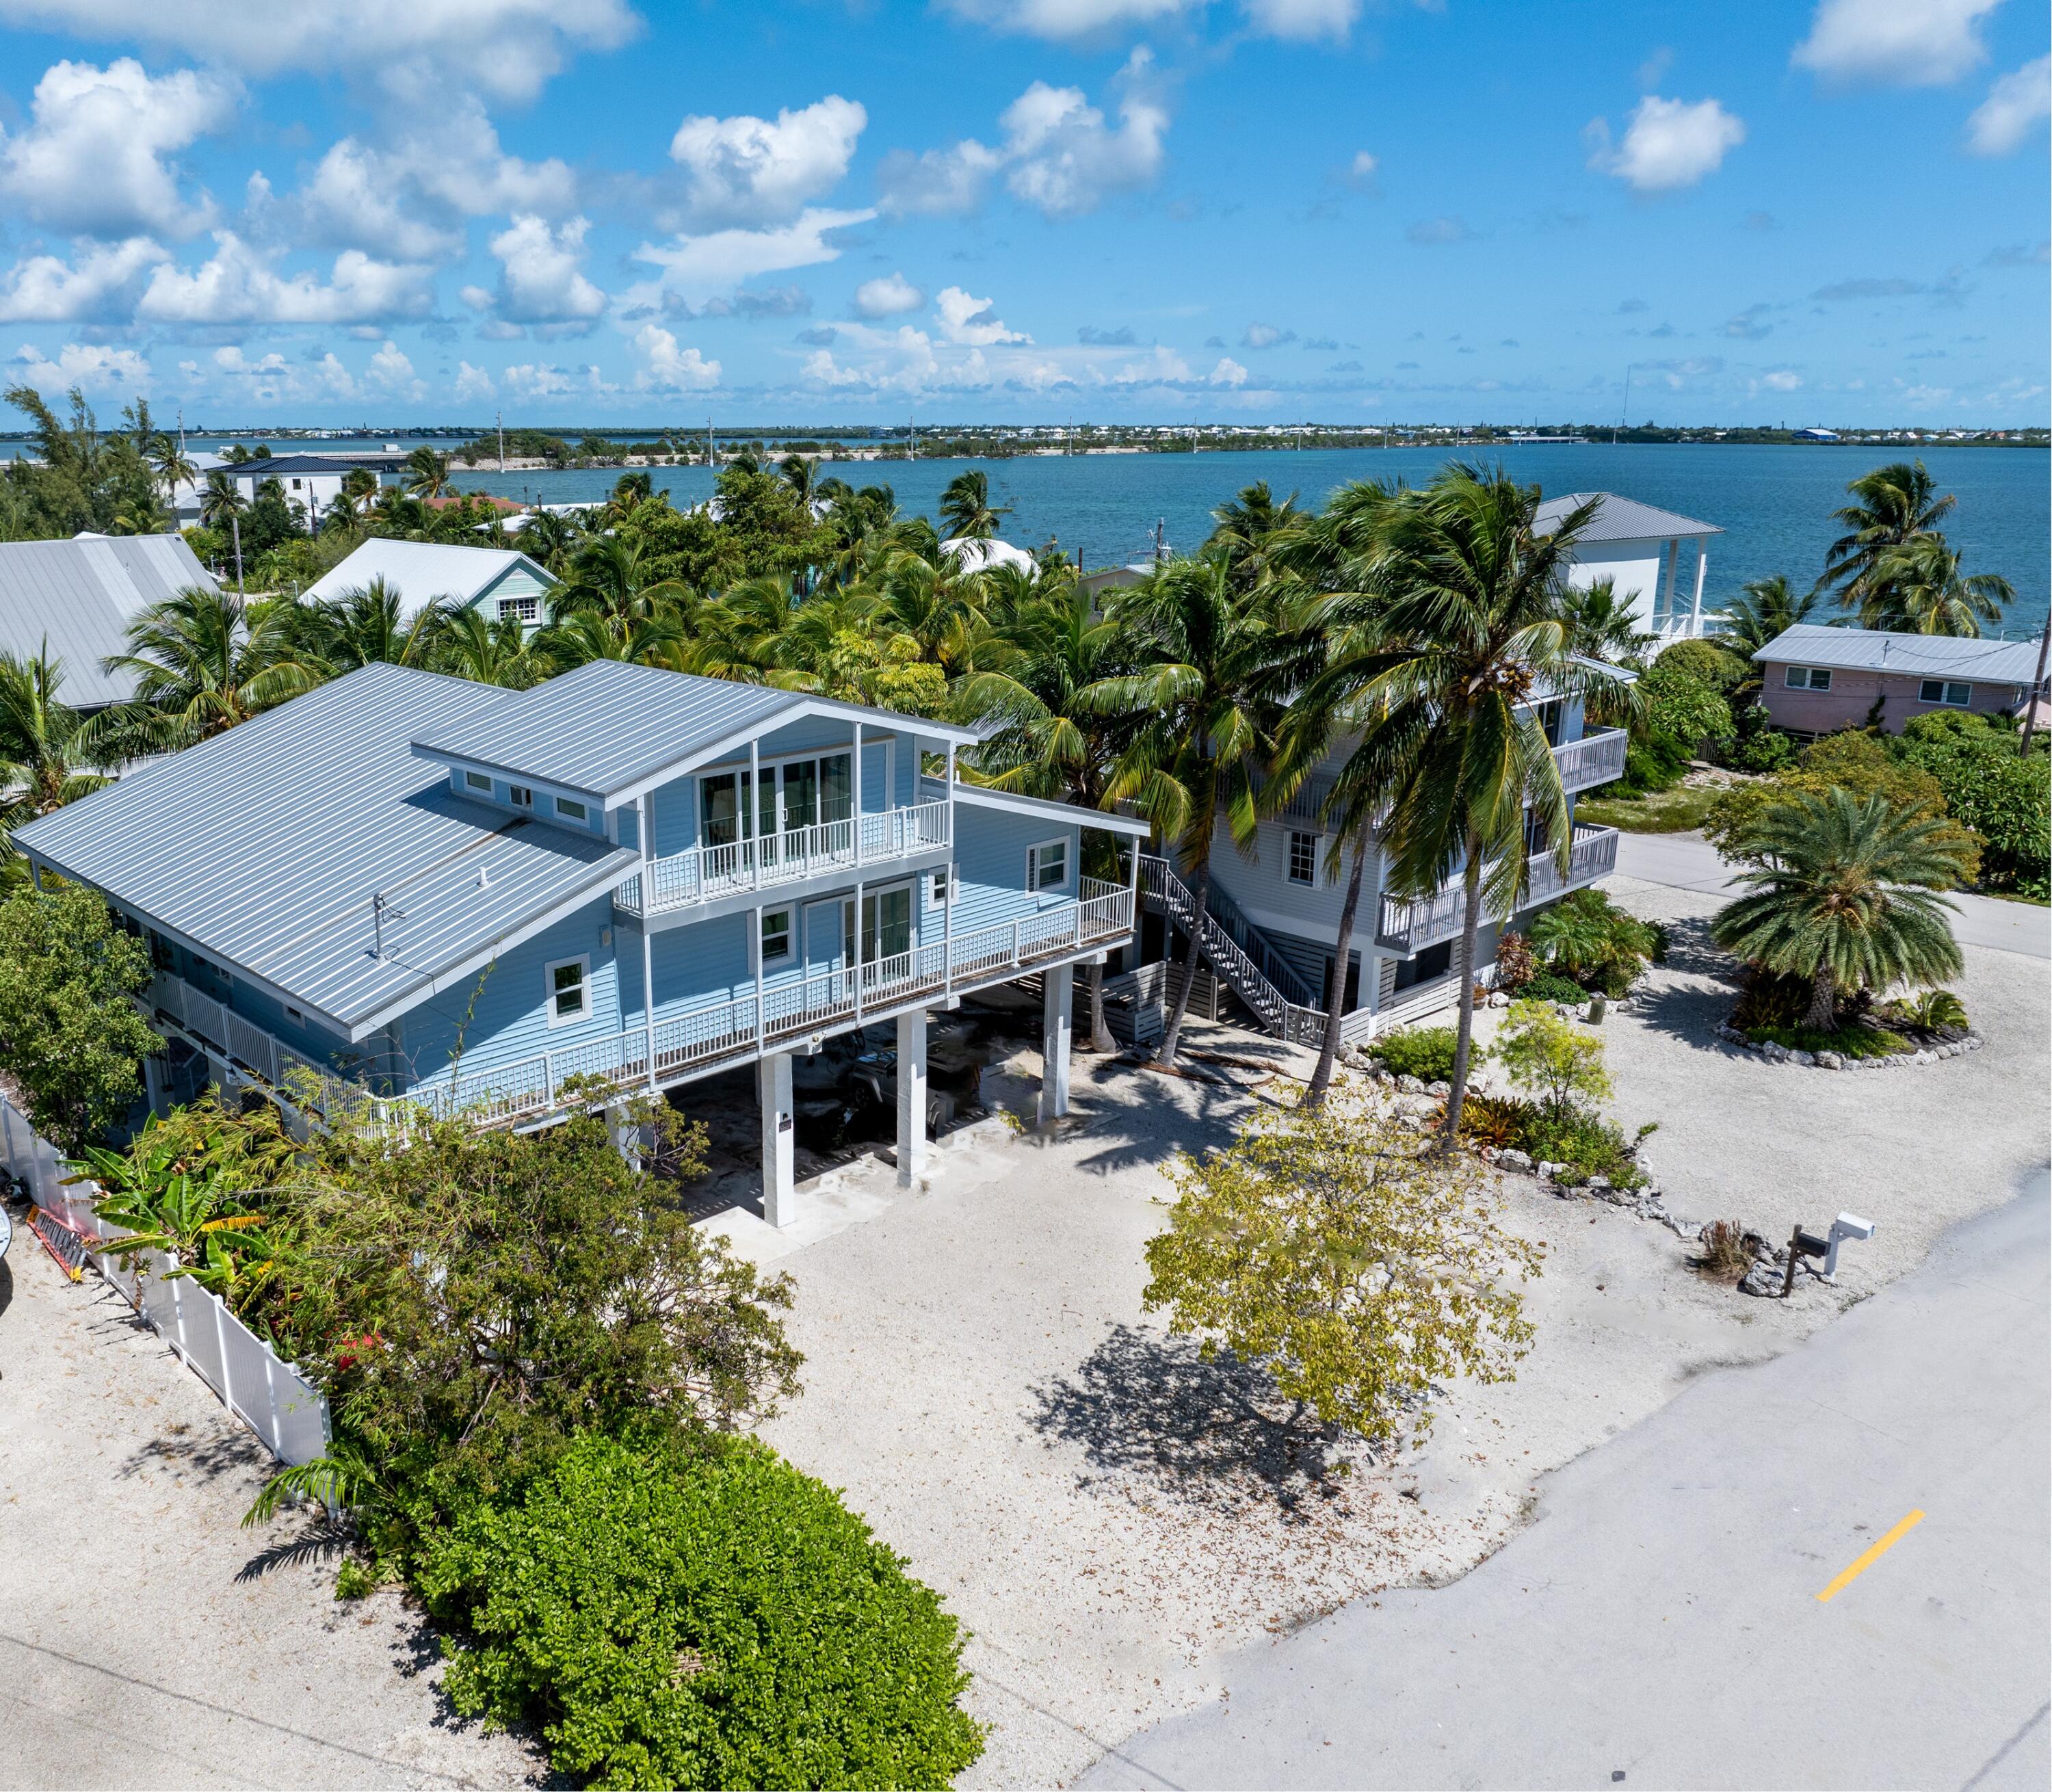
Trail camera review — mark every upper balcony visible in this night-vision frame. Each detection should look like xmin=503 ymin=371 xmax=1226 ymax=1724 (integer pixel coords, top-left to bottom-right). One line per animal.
xmin=614 ymin=798 xmax=951 ymax=919
xmin=1375 ymin=823 xmax=1620 ymax=956
xmin=1554 ymin=726 xmax=1628 ymax=794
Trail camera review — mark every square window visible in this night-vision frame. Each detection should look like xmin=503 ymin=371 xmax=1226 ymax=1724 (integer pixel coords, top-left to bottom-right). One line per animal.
xmin=547 ymin=956 xmax=588 ymax=1026
xmin=1784 ymin=666 xmax=1807 ymax=688
xmin=932 ymin=867 xmax=953 ymax=904
xmin=555 ymin=795 xmax=589 ymax=823
xmin=498 ymin=594 xmax=539 ymax=623
xmin=510 ymin=784 xmax=533 ymax=809
xmin=1029 ymin=839 xmax=1069 ymax=893
xmin=1808 ymin=668 xmax=1831 ymax=691
xmin=1287 ymin=830 xmax=1317 ymax=886
xmin=464 ymin=770 xmax=492 ymax=793
xmin=761 ymin=908 xmax=792 ymax=964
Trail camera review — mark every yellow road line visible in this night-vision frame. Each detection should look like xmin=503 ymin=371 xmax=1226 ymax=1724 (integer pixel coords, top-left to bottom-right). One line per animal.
xmin=1816 ymin=1510 xmax=1926 ymax=1603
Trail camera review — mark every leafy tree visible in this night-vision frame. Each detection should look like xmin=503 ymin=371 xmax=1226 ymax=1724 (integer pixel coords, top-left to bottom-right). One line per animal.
xmin=1490 ymin=999 xmax=1612 ymax=1117
xmin=1637 ymin=654 xmax=1735 ymax=755
xmin=1710 ymin=787 xmax=1971 ymax=1029
xmin=0 ymin=648 xmax=110 ymax=862
xmin=1895 ymin=710 xmax=2050 ymax=895
xmin=0 ymin=880 xmax=161 ymax=1152
xmin=419 ymin=1434 xmax=983 ymax=1790
xmin=1141 ymin=1083 xmax=1542 ymax=1449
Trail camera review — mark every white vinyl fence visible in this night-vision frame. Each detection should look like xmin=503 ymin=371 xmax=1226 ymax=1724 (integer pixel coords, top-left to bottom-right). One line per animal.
xmin=1 ymin=1096 xmax=332 ymax=1466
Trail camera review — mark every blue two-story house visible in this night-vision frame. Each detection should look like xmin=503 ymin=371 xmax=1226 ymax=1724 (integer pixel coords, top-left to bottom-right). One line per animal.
xmin=17 ymin=659 xmax=1145 ymax=1225
xmin=1133 ymin=678 xmax=1631 ymax=1045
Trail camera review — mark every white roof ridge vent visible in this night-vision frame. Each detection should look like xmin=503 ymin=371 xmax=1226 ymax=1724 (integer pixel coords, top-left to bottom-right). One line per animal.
xmin=477 ymin=863 xmax=492 ymax=889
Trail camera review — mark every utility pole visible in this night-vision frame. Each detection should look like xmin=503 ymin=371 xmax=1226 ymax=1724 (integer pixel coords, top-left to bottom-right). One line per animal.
xmin=910 ymin=412 xmax=918 ymax=460
xmin=2021 ymin=604 xmax=2052 ymax=758
xmin=1616 ymin=366 xmax=1633 ymax=444
xmin=497 ymin=410 xmax=505 ymax=472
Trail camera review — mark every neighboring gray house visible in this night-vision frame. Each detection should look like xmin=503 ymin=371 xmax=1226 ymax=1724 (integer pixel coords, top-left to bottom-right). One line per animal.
xmin=1536 ymin=491 xmax=1724 ymax=642
xmin=302 ymin=540 xmax=561 ymax=631
xmin=0 ymin=533 xmax=218 ymax=710
xmin=1755 ymin=624 xmax=2049 ymax=739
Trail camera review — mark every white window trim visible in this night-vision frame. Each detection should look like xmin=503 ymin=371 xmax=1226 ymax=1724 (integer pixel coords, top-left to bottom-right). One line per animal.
xmin=464 ymin=770 xmax=492 ymax=793
xmin=759 ymin=906 xmax=794 ymax=967
xmin=1919 ymin=678 xmax=1972 ymax=708
xmin=545 ymin=953 xmax=591 ymax=1029
xmin=695 ymin=737 xmax=895 ymax=832
xmin=1027 ymin=836 xmax=1071 ymax=893
xmin=497 ymin=594 xmax=540 ymax=622
xmin=1286 ymin=829 xmax=1317 ymax=886
xmin=555 ymin=795 xmax=590 ymax=823
xmin=509 ymin=784 xmax=534 ymax=809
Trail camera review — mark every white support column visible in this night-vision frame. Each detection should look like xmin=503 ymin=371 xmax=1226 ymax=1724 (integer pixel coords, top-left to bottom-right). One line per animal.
xmin=1040 ymin=962 xmax=1073 ymax=1124
xmin=895 ymin=1008 xmax=928 ymax=1189
xmin=1690 ymin=546 xmax=1709 ymax=635
xmin=640 ymin=791 xmax=657 ymax=1088
xmin=759 ymin=1051 xmax=795 ymax=1228
xmin=143 ymin=1052 xmax=170 ymax=1119
xmin=852 ymin=722 xmax=865 ymax=860
xmin=748 ymin=738 xmax=761 ymax=887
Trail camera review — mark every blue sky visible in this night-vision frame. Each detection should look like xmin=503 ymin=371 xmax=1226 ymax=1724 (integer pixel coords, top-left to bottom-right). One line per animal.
xmin=0 ymin=0 xmax=2044 ymax=425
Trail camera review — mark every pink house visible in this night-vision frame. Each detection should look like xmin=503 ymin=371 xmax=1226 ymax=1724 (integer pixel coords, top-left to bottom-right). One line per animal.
xmin=1754 ymin=624 xmax=2048 ymax=740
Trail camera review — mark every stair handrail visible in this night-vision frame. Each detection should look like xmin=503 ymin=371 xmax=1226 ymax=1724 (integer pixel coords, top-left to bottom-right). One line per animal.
xmin=1140 ymin=854 xmax=1328 ymax=1040
xmin=1198 ymin=877 xmax=1321 ymax=1006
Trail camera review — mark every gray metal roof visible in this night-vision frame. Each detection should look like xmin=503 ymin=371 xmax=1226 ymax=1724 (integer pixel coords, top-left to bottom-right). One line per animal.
xmin=1752 ymin=623 xmax=2048 ymax=685
xmin=220 ymin=456 xmax=363 ymax=478
xmin=922 ymin=774 xmax=1152 ymax=837
xmin=302 ymin=540 xmax=557 ymax=614
xmin=412 ymin=659 xmax=979 ymax=801
xmin=0 ymin=535 xmax=217 ymax=709
xmin=16 ymin=664 xmax=636 ymax=1038
xmin=1534 ymin=492 xmax=1722 ymax=544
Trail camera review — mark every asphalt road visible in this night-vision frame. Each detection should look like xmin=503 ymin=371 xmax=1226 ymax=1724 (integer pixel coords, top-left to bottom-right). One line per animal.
xmin=1084 ymin=1174 xmax=2052 ymax=1792
xmin=1614 ymin=831 xmax=2051 ymax=961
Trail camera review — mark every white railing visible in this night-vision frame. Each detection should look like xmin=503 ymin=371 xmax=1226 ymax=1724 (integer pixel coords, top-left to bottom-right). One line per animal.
xmin=148 ymin=887 xmax=1135 ymax=1139
xmin=1139 ymin=854 xmax=1327 ymax=1043
xmin=1376 ymin=824 xmax=1621 ymax=954
xmin=1553 ymin=728 xmax=1629 ymax=793
xmin=617 ymin=799 xmax=952 ymax=918
xmin=0 ymin=1095 xmax=331 ymax=1466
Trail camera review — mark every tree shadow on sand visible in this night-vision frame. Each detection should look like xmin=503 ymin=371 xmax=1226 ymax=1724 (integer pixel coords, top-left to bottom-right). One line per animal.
xmin=1025 ymin=1322 xmax=1349 ymax=1523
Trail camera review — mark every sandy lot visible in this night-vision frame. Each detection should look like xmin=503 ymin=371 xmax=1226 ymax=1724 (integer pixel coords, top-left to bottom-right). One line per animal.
xmin=748 ymin=875 xmax=2051 ymax=1788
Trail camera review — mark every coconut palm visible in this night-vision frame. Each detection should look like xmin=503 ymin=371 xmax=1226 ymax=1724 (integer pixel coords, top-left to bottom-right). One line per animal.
xmin=551 ymin=535 xmax=693 ymax=626
xmin=405 ymin=446 xmax=453 ymax=499
xmin=1710 ymin=787 xmax=1971 ymax=1030
xmin=199 ymin=471 xmax=248 ymax=585
xmin=542 ymin=609 xmax=686 ymax=672
xmin=1555 ymin=575 xmax=1657 ymax=668
xmin=86 ymin=587 xmax=322 ymax=757
xmin=677 ymin=576 xmax=806 ymax=685
xmin=938 ymin=469 xmax=1009 ymax=541
xmin=1290 ymin=466 xmax=1613 ymax=1143
xmin=435 ymin=608 xmax=550 ymax=689
xmin=304 ymin=578 xmax=449 ymax=671
xmin=146 ymin=432 xmax=196 ymax=508
xmin=779 ymin=453 xmax=824 ymax=510
xmin=1822 ymin=460 xmax=1954 ymax=616
xmin=0 ymin=648 xmax=111 ymax=859
xmin=958 ymin=579 xmax=1138 ymax=1049
xmin=514 ymin=508 xmax=580 ymax=575
xmin=1205 ymin=480 xmax=1302 ymax=590
xmin=340 ymin=467 xmax=379 ymax=516
xmin=1858 ymin=534 xmax=2012 ymax=637
xmin=1082 ymin=552 xmax=1300 ymax=1067
xmin=1716 ymin=573 xmax=1829 ymax=669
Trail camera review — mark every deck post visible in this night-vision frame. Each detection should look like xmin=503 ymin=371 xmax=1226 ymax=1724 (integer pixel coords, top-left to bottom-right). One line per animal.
xmin=895 ymin=1008 xmax=928 ymax=1189
xmin=943 ymin=856 xmax=954 ymax=997
xmin=640 ymin=793 xmax=657 ymax=1088
xmin=852 ymin=881 xmax=865 ymax=1023
xmin=759 ymin=1051 xmax=795 ymax=1228
xmin=754 ymin=904 xmax=767 ymax=1050
xmin=748 ymin=739 xmax=761 ymax=888
xmin=852 ymin=722 xmax=865 ymax=862
xmin=1039 ymin=962 xmax=1073 ymax=1125
xmin=1126 ymin=839 xmax=1141 ymax=961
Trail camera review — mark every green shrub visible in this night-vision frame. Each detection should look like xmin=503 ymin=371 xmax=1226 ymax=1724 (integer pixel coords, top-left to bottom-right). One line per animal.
xmin=333 ymin=1559 xmax=375 ymax=1600
xmin=1517 ymin=1105 xmax=1646 ymax=1187
xmin=1727 ymin=705 xmax=1796 ymax=774
xmin=1640 ymin=659 xmax=1737 ymax=754
xmin=1369 ymin=1025 xmax=1458 ymax=1083
xmin=1654 ymin=637 xmax=1748 ymax=694
xmin=1523 ymin=972 xmax=1588 ymax=1005
xmin=1742 ymin=1021 xmax=1906 ymax=1059
xmin=1895 ymin=712 xmax=2050 ymax=896
xmin=1528 ymin=889 xmax=1661 ymax=997
xmin=420 ymin=1434 xmax=984 ymax=1791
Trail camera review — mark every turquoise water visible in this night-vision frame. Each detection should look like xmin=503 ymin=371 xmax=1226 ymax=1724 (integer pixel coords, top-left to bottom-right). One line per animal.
xmin=456 ymin=443 xmax=2050 ymax=640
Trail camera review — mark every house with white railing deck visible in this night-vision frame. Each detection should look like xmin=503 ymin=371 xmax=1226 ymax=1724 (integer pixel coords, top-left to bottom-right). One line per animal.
xmin=16 ymin=660 xmax=1144 ymax=1226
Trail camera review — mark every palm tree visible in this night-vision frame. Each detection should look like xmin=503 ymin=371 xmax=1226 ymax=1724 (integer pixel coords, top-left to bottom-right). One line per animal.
xmin=1082 ymin=553 xmax=1299 ymax=1067
xmin=1710 ymin=787 xmax=1971 ymax=1030
xmin=542 ymin=609 xmax=686 ymax=672
xmin=514 ymin=508 xmax=580 ymax=575
xmin=1205 ymin=480 xmax=1302 ymax=590
xmin=1822 ymin=460 xmax=1954 ymax=617
xmin=86 ymin=587 xmax=322 ymax=757
xmin=551 ymin=536 xmax=692 ymax=626
xmin=779 ymin=452 xmax=824 ymax=510
xmin=435 ymin=608 xmax=549 ymax=690
xmin=1859 ymin=534 xmax=2012 ymax=637
xmin=0 ymin=648 xmax=110 ymax=859
xmin=938 ymin=469 xmax=1009 ymax=541
xmin=1555 ymin=575 xmax=1657 ymax=668
xmin=340 ymin=467 xmax=379 ymax=516
xmin=109 ymin=492 xmax=170 ymax=536
xmin=677 ymin=576 xmax=802 ymax=685
xmin=1717 ymin=573 xmax=1828 ymax=662
xmin=304 ymin=578 xmax=448 ymax=670
xmin=1293 ymin=466 xmax=1612 ymax=1144
xmin=199 ymin=471 xmax=248 ymax=586
xmin=146 ymin=432 xmax=196 ymax=508
xmin=405 ymin=446 xmax=453 ymax=499
xmin=958 ymin=579 xmax=1137 ymax=1050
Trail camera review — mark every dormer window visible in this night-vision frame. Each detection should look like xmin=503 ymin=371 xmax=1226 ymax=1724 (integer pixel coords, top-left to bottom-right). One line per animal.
xmin=555 ymin=795 xmax=589 ymax=823
xmin=510 ymin=785 xmax=533 ymax=809
xmin=464 ymin=771 xmax=492 ymax=793
xmin=498 ymin=595 xmax=540 ymax=623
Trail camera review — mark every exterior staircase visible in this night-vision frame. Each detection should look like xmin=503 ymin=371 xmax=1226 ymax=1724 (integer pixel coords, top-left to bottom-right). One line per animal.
xmin=1138 ymin=854 xmax=1328 ymax=1044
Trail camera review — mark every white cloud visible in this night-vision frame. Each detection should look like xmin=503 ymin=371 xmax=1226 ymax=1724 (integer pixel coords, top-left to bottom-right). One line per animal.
xmin=0 ymin=237 xmax=169 ymax=321
xmin=136 ymin=233 xmax=434 ymax=324
xmin=1341 ymin=149 xmax=1379 ymax=191
xmin=1112 ymin=343 xmax=1192 ymax=384
xmin=469 ymin=214 xmax=606 ymax=323
xmin=854 ymin=272 xmax=926 ymax=317
xmin=882 ymin=51 xmax=1170 ymax=220
xmin=453 ymin=362 xmax=497 ymax=401
xmin=669 ymin=96 xmax=866 ymax=228
xmin=0 ymin=0 xmax=638 ymax=101
xmin=0 ymin=58 xmax=235 ymax=239
xmin=295 ymin=140 xmax=463 ymax=261
xmin=938 ymin=0 xmax=1200 ymax=40
xmin=1759 ymin=369 xmax=1804 ymax=392
xmin=1586 ymin=95 xmax=1745 ymax=191
xmin=935 ymin=286 xmax=1029 ymax=345
xmin=7 ymin=339 xmax=149 ymax=393
xmin=1240 ymin=0 xmax=1358 ymax=41
xmin=1209 ymin=356 xmax=1248 ymax=386
xmin=1241 ymin=321 xmax=1291 ymax=348
xmin=1968 ymin=55 xmax=2051 ymax=154
xmin=367 ymin=339 xmax=423 ymax=395
xmin=501 ymin=360 xmax=581 ymax=397
xmin=1792 ymin=0 xmax=2001 ymax=86
xmin=632 ymin=207 xmax=874 ymax=303
xmin=631 ymin=324 xmax=721 ymax=391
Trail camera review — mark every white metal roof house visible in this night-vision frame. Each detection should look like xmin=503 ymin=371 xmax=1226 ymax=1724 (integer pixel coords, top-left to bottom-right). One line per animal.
xmin=16 ymin=660 xmax=1144 ymax=1228
xmin=0 ymin=534 xmax=218 ymax=709
xmin=1754 ymin=623 xmax=2049 ymax=739
xmin=1536 ymin=491 xmax=1724 ymax=642
xmin=940 ymin=536 xmax=1038 ymax=577
xmin=302 ymin=540 xmax=561 ymax=630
